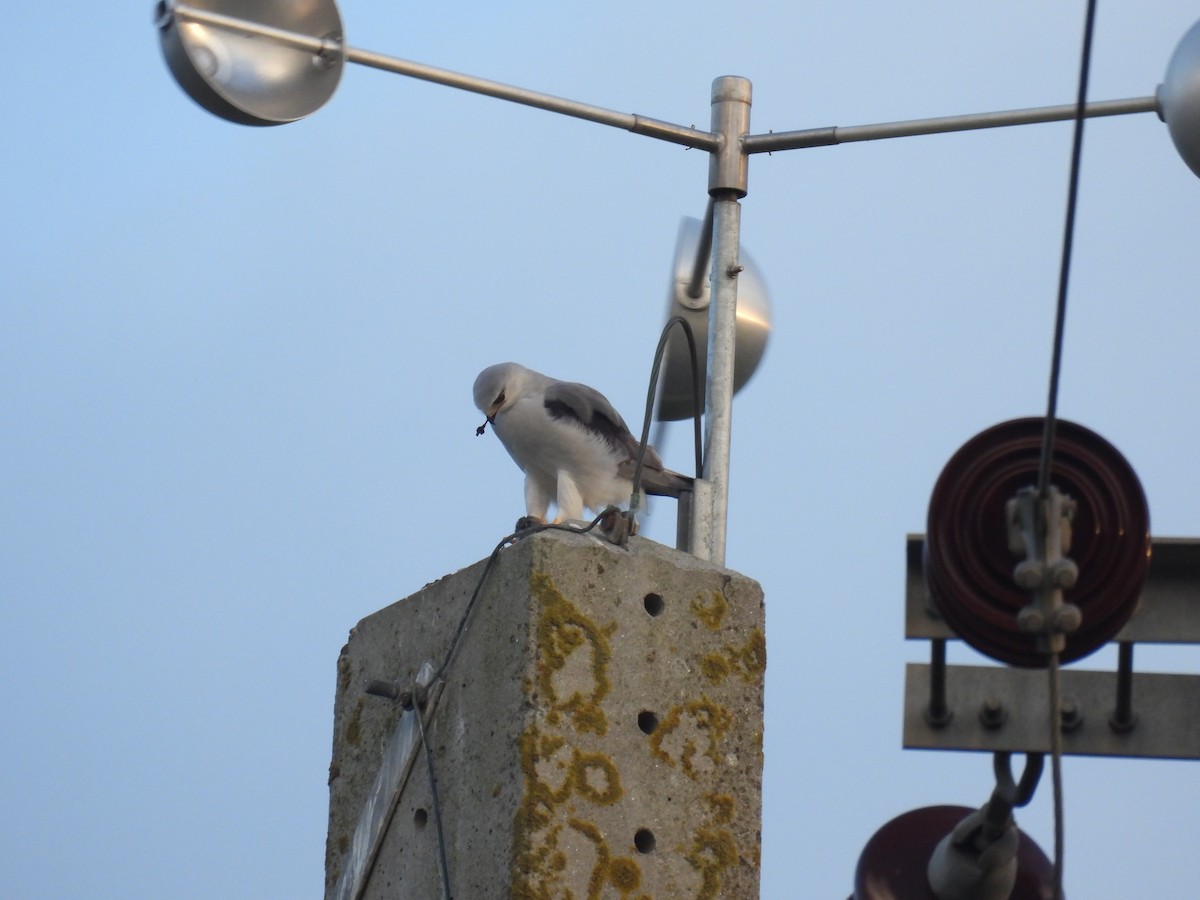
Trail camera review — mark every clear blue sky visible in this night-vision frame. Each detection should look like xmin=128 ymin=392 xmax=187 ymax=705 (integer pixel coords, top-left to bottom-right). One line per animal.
xmin=4 ymin=1 xmax=1199 ymax=897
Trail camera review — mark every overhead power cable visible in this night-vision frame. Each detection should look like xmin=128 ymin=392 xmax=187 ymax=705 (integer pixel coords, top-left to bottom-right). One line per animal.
xmin=1040 ymin=2 xmax=1100 ymax=898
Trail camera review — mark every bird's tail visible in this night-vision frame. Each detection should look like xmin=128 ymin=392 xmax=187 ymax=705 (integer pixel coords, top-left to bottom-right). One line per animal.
xmin=619 ymin=459 xmax=694 ymax=498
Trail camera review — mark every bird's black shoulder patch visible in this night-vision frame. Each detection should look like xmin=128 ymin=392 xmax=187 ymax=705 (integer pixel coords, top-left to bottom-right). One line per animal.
xmin=544 ymin=398 xmax=627 ymax=454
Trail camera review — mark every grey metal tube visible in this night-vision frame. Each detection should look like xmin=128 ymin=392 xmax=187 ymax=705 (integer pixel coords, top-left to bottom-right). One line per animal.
xmin=166 ymin=2 xmax=335 ymax=54
xmin=708 ymin=77 xmax=752 ymax=196
xmin=741 ymin=95 xmax=1159 ymax=154
xmin=171 ymin=3 xmax=1154 ymax=157
xmin=346 ymin=47 xmax=720 ymax=150
xmin=700 ymin=194 xmax=742 ymax=566
xmin=167 ymin=4 xmax=718 ymax=150
xmin=696 ymin=76 xmax=752 ymax=566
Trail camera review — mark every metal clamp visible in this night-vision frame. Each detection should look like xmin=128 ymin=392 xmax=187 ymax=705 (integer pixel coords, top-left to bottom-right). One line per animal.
xmin=598 ymin=505 xmax=638 ymax=547
xmin=1006 ymin=486 xmax=1081 ymax=654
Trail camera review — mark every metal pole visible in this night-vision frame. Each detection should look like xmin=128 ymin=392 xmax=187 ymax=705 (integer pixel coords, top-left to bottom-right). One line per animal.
xmin=694 ymin=76 xmax=751 ymax=565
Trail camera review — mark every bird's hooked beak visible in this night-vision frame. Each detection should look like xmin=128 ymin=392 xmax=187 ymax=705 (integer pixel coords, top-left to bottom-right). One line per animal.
xmin=475 ymin=398 xmax=502 ymax=436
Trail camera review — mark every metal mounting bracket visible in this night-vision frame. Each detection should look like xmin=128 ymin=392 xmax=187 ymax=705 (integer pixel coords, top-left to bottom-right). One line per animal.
xmin=903 ymin=535 xmax=1200 ymax=760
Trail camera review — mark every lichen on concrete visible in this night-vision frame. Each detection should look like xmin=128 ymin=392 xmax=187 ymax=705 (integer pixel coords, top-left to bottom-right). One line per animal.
xmin=530 ymin=570 xmax=615 ymax=736
xmin=685 ymin=827 xmax=740 ymax=900
xmin=344 ymin=697 xmax=365 ymax=746
xmin=649 ymin=697 xmax=735 ymax=780
xmin=697 ymin=627 xmax=766 ymax=687
xmin=514 ymin=570 xmax=630 ymax=899
xmin=691 ymin=590 xmax=729 ymax=630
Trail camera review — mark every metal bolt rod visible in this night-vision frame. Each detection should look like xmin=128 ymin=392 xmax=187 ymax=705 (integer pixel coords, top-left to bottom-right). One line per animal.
xmin=926 ymin=638 xmax=952 ymax=727
xmin=1110 ymin=641 xmax=1138 ymax=733
xmin=741 ymin=96 xmax=1159 ymax=154
xmin=160 ymin=2 xmax=339 ymax=55
xmin=364 ymin=679 xmax=403 ymax=700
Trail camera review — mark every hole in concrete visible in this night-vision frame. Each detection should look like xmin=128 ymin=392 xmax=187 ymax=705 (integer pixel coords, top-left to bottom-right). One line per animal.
xmin=634 ymin=829 xmax=656 ymax=854
xmin=643 ymin=593 xmax=665 ymax=617
xmin=414 ymin=808 xmax=428 ymax=829
xmin=637 ymin=711 xmax=659 ymax=734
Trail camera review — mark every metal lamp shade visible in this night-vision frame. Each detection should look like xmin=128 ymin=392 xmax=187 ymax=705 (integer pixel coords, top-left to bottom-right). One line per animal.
xmin=156 ymin=0 xmax=345 ymax=126
xmin=1159 ymin=18 xmax=1200 ymax=178
xmin=656 ymin=216 xmax=771 ymax=422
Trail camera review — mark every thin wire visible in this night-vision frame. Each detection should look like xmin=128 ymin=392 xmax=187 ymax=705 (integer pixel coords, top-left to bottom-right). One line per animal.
xmin=1048 ymin=651 xmax=1066 ymax=900
xmin=630 ymin=315 xmax=704 ymax=507
xmin=416 ymin=701 xmax=453 ymax=900
xmin=430 ymin=514 xmax=608 ymax=686
xmin=1037 ymin=5 xmax=1099 ymax=898
xmin=1038 ymin=0 xmax=1099 ymax=498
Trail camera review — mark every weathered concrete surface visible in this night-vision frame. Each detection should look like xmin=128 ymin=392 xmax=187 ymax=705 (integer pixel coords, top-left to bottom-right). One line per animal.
xmin=325 ymin=529 xmax=765 ymax=899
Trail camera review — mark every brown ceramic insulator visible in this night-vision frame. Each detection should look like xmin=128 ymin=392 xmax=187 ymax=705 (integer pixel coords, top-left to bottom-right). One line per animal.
xmin=925 ymin=418 xmax=1150 ymax=668
xmin=853 ymin=805 xmax=1054 ymax=899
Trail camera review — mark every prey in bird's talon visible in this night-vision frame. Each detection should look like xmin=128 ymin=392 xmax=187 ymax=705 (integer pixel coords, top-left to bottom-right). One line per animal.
xmin=515 ymin=515 xmax=546 ymax=532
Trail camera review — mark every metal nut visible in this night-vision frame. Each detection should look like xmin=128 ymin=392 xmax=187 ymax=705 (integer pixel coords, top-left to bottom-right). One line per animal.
xmin=978 ymin=697 xmax=1008 ymax=730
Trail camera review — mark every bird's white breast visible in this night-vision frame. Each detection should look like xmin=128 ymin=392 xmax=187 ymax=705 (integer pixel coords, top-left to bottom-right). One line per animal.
xmin=492 ymin=395 xmax=631 ymax=510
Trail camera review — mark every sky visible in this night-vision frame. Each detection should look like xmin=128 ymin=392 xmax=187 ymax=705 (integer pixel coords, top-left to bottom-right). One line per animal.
xmin=3 ymin=1 xmax=1200 ymax=897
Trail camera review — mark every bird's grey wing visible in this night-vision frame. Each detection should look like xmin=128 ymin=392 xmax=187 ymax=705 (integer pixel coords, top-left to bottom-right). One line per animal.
xmin=543 ymin=380 xmax=643 ymax=460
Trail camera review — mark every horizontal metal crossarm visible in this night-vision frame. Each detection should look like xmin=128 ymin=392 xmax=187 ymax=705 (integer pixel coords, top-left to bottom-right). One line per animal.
xmin=904 ymin=663 xmax=1200 ymax=760
xmin=166 ymin=3 xmax=719 ymax=150
xmin=903 ymin=535 xmax=1200 ymax=759
xmin=167 ymin=4 xmax=1157 ymax=156
xmin=742 ymin=96 xmax=1159 ymax=153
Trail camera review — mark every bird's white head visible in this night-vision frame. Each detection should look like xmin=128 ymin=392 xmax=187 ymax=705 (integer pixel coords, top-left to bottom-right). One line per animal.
xmin=473 ymin=362 xmax=528 ymax=434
